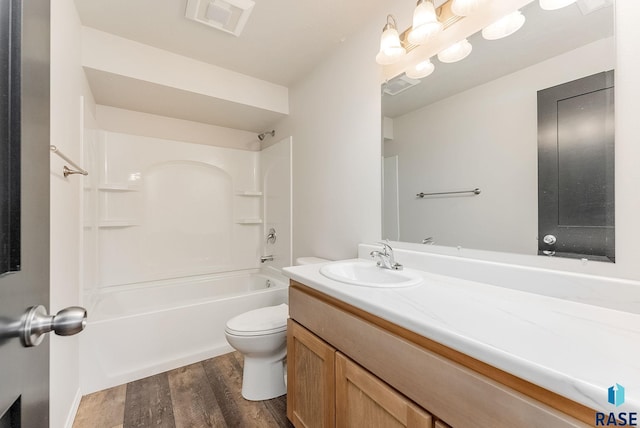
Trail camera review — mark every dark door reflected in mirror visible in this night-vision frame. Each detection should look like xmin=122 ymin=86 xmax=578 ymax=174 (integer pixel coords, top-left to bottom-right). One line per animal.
xmin=0 ymin=0 xmax=21 ymax=275
xmin=538 ymin=71 xmax=615 ymax=262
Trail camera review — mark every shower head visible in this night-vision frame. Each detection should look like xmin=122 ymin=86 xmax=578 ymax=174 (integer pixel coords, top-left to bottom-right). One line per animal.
xmin=258 ymin=130 xmax=275 ymax=141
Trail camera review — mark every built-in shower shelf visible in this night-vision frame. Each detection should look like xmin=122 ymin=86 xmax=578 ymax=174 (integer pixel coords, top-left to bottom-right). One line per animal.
xmin=98 ymin=220 xmax=140 ymax=228
xmin=98 ymin=184 xmax=140 ymax=192
xmin=236 ymin=219 xmax=263 ymax=224
xmin=235 ymin=191 xmax=263 ymax=196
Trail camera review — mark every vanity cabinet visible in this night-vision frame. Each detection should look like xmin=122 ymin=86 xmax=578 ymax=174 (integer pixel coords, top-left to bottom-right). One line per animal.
xmin=287 ymin=281 xmax=594 ymax=428
xmin=287 ymin=318 xmax=434 ymax=428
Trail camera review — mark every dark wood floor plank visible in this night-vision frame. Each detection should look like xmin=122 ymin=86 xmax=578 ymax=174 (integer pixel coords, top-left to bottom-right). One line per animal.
xmin=72 ymin=384 xmax=126 ymax=428
xmin=231 ymin=352 xmax=291 ymax=427
xmin=263 ymin=395 xmax=294 ymax=428
xmin=75 ymin=352 xmax=293 ymax=428
xmin=124 ymin=372 xmax=176 ymax=428
xmin=202 ymin=353 xmax=282 ymax=428
xmin=167 ymin=362 xmax=226 ymax=428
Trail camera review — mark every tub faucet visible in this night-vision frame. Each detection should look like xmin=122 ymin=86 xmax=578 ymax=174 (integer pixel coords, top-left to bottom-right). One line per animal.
xmin=260 ymin=255 xmax=274 ymax=263
xmin=370 ymin=241 xmax=403 ymax=271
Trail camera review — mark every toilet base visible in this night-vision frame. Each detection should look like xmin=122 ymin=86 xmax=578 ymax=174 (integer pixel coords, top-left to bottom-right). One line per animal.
xmin=241 ymin=356 xmax=287 ymax=401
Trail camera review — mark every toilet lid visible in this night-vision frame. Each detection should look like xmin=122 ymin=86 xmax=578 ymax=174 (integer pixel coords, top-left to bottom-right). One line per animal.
xmin=225 ymin=303 xmax=289 ymax=336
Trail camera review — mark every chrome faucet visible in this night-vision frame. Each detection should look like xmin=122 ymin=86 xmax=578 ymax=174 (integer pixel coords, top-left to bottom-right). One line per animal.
xmin=260 ymin=255 xmax=274 ymax=263
xmin=370 ymin=241 xmax=403 ymax=270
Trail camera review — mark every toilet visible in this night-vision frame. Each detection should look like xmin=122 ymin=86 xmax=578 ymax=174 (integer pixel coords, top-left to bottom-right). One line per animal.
xmin=225 ymin=257 xmax=329 ymax=401
xmin=225 ymin=303 xmax=289 ymax=401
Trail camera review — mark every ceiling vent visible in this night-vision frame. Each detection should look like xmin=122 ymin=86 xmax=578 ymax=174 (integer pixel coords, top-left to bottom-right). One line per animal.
xmin=383 ymin=75 xmax=422 ymax=96
xmin=185 ymin=0 xmax=255 ymax=37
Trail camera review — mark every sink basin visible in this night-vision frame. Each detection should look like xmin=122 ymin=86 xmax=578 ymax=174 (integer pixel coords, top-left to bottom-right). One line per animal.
xmin=319 ymin=261 xmax=423 ymax=288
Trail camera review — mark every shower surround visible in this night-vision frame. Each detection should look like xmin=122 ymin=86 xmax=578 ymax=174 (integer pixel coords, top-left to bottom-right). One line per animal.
xmin=80 ymin=130 xmax=291 ymax=392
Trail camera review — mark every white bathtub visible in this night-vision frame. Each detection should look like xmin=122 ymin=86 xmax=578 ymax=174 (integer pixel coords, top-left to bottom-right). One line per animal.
xmin=79 ymin=270 xmax=288 ymax=394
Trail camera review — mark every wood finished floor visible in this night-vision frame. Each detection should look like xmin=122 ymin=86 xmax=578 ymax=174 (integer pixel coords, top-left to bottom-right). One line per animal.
xmin=72 ymin=352 xmax=293 ymax=428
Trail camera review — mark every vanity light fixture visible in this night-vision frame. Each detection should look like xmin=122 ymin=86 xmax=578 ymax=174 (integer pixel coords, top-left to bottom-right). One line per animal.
xmin=408 ymin=0 xmax=443 ymax=45
xmin=405 ymin=59 xmax=436 ymax=79
xmin=376 ymin=15 xmax=406 ymax=65
xmin=482 ymin=10 xmax=526 ymax=40
xmin=539 ymin=0 xmax=577 ymax=10
xmin=437 ymin=39 xmax=473 ymax=63
xmin=451 ymin=0 xmax=489 ymax=17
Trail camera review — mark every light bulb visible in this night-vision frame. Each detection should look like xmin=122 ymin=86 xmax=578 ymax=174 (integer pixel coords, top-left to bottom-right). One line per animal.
xmin=482 ymin=10 xmax=526 ymax=40
xmin=376 ymin=18 xmax=406 ymax=65
xmin=437 ymin=39 xmax=472 ymax=63
xmin=405 ymin=59 xmax=435 ymax=79
xmin=408 ymin=0 xmax=443 ymax=45
xmin=539 ymin=0 xmax=577 ymax=10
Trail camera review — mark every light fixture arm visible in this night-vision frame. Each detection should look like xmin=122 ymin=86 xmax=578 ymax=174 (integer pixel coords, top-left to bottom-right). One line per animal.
xmin=383 ymin=14 xmax=398 ymax=32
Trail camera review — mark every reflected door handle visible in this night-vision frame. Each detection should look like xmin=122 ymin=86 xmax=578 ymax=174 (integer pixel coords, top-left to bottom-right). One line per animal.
xmin=19 ymin=305 xmax=87 ymax=347
xmin=543 ymin=234 xmax=557 ymax=245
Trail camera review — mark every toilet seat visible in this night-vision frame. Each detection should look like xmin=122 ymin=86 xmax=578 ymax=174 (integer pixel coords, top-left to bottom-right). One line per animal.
xmin=225 ymin=303 xmax=289 ymax=337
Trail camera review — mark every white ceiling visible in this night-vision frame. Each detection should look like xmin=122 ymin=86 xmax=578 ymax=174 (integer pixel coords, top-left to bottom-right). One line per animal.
xmin=74 ymin=0 xmax=388 ymax=87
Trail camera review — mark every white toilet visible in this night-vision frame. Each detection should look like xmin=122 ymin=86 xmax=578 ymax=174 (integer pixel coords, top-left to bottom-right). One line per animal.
xmin=225 ymin=303 xmax=289 ymax=401
xmin=225 ymin=257 xmax=329 ymax=401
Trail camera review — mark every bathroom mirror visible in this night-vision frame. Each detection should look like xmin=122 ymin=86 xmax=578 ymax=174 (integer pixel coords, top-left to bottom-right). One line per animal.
xmin=381 ymin=1 xmax=614 ymax=258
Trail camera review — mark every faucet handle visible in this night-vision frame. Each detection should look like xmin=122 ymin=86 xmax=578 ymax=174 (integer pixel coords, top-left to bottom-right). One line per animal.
xmin=376 ymin=240 xmax=393 ymax=255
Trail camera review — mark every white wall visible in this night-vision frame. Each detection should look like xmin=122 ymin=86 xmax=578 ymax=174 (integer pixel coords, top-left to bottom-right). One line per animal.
xmin=273 ymin=5 xmax=399 ymax=261
xmin=609 ymin=1 xmax=640 ymax=281
xmin=95 ymin=105 xmax=260 ymax=151
xmin=49 ymin=1 xmax=95 ymax=426
xmin=385 ymin=37 xmax=614 ymax=253
xmin=81 ymin=27 xmax=288 ymax=115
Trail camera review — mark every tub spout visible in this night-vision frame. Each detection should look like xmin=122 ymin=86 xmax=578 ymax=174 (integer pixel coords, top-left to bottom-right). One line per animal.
xmin=260 ymin=255 xmax=274 ymax=263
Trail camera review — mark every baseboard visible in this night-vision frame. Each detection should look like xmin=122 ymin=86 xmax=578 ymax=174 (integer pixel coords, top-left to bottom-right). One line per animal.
xmin=64 ymin=388 xmax=83 ymax=428
xmin=82 ymin=343 xmax=234 ymax=395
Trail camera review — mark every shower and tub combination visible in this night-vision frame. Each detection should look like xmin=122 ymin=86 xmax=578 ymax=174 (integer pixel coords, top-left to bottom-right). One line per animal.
xmin=80 ymin=130 xmax=292 ymax=394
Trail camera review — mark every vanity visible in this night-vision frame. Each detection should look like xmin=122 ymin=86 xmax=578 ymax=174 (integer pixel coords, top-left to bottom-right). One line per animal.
xmin=282 ymin=247 xmax=640 ymax=428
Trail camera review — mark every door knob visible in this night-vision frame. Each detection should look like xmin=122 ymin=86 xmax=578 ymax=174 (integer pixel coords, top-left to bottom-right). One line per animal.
xmin=543 ymin=234 xmax=557 ymax=245
xmin=20 ymin=305 xmax=87 ymax=347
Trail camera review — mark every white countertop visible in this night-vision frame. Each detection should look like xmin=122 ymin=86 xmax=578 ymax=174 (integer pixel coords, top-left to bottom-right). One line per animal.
xmin=283 ymin=259 xmax=640 ymax=414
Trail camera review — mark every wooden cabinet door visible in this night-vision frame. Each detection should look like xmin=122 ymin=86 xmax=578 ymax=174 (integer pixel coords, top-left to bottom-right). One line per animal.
xmin=335 ymin=353 xmax=432 ymax=428
xmin=287 ymin=320 xmax=336 ymax=428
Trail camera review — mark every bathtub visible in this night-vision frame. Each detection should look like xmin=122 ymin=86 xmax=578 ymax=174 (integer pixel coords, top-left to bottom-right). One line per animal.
xmin=79 ymin=270 xmax=288 ymax=394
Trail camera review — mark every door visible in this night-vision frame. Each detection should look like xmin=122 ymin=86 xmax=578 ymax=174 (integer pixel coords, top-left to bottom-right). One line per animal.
xmin=286 ymin=320 xmax=336 ymax=428
xmin=0 ymin=0 xmax=51 ymax=426
xmin=335 ymin=353 xmax=433 ymax=428
xmin=537 ymin=70 xmax=615 ymax=262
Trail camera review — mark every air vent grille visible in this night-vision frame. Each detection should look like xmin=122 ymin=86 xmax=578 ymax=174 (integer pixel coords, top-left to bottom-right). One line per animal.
xmin=383 ymin=75 xmax=422 ymax=96
xmin=185 ymin=0 xmax=255 ymax=37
